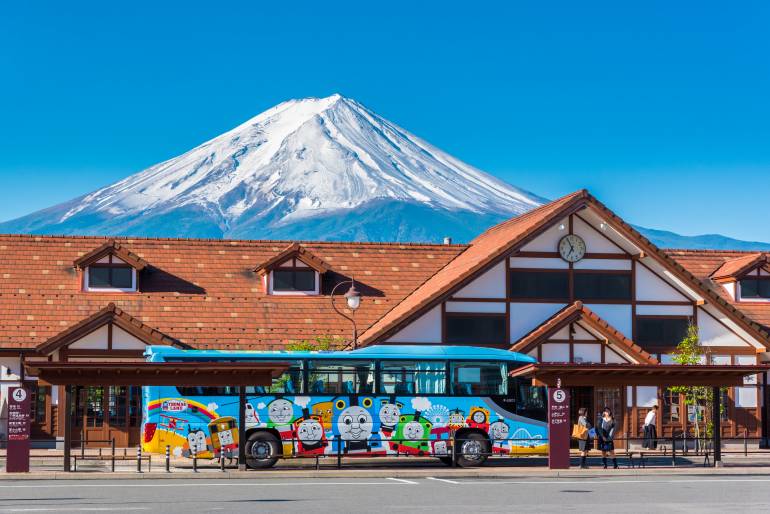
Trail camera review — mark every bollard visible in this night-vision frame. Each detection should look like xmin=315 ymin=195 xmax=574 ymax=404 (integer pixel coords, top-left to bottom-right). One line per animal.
xmin=451 ymin=432 xmax=457 ymax=468
xmin=220 ymin=452 xmax=226 ymax=472
xmin=336 ymin=436 xmax=342 ymax=469
xmin=744 ymin=429 xmax=748 ymax=457
xmin=136 ymin=446 xmax=142 ymax=473
xmin=192 ymin=448 xmax=198 ymax=473
xmin=671 ymin=436 xmax=676 ymax=467
xmin=315 ymin=455 xmax=320 ymax=471
xmin=80 ymin=432 xmax=85 ymax=459
xmin=111 ymin=439 xmax=116 ymax=473
xmin=165 ymin=445 xmax=171 ymax=473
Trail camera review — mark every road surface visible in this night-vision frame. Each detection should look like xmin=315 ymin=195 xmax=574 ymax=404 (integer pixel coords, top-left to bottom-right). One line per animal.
xmin=0 ymin=476 xmax=769 ymax=513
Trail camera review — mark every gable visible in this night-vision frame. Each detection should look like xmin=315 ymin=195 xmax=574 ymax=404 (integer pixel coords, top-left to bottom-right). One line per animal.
xmin=453 ymin=261 xmax=506 ymax=298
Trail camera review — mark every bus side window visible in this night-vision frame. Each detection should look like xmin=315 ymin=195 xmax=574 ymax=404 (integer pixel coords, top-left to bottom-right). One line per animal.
xmin=449 ymin=362 xmax=507 ymax=395
xmin=378 ymin=361 xmax=446 ymax=395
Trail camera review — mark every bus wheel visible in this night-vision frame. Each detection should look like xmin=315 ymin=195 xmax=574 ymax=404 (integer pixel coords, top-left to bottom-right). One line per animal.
xmin=245 ymin=431 xmax=280 ymax=469
xmin=456 ymin=433 xmax=489 ymax=467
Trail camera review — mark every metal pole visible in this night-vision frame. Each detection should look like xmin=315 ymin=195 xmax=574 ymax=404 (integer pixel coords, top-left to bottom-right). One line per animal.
xmin=63 ymin=385 xmax=72 ymax=472
xmin=238 ymin=386 xmax=246 ymax=471
xmin=192 ymin=448 xmax=198 ymax=473
xmin=451 ymin=432 xmax=457 ymax=468
xmin=220 ymin=451 xmax=226 ymax=472
xmin=671 ymin=436 xmax=676 ymax=466
xmin=136 ymin=446 xmax=142 ymax=473
xmin=165 ymin=445 xmax=170 ymax=473
xmin=80 ymin=431 xmax=85 ymax=459
xmin=712 ymin=386 xmax=722 ymax=467
xmin=111 ymin=438 xmax=115 ymax=472
xmin=337 ymin=435 xmax=342 ymax=469
xmin=744 ymin=428 xmax=748 ymax=457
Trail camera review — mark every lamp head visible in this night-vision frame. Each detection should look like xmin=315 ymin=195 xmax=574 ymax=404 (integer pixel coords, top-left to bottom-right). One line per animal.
xmin=344 ymin=283 xmax=361 ymax=311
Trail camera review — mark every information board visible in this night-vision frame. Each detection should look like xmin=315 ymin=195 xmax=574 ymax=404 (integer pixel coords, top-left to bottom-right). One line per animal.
xmin=547 ymin=386 xmax=570 ymax=469
xmin=6 ymin=387 xmax=31 ymax=473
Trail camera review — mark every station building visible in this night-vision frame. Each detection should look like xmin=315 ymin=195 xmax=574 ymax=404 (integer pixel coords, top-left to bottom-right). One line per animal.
xmin=1 ymin=190 xmax=768 ymax=448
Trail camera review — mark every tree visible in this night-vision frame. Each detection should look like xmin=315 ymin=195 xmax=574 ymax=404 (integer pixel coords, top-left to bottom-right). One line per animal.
xmin=285 ymin=335 xmax=344 ymax=352
xmin=667 ymin=324 xmax=724 ymax=450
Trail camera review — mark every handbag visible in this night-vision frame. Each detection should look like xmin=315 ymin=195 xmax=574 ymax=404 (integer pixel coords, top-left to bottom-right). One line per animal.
xmin=588 ymin=427 xmax=597 ymax=439
xmin=571 ymin=424 xmax=588 ymax=440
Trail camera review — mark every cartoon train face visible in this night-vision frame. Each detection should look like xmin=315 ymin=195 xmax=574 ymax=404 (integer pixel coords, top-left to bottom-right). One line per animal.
xmin=186 ymin=429 xmax=208 ymax=455
xmin=337 ymin=405 xmax=373 ymax=441
xmin=447 ymin=409 xmax=466 ymax=429
xmin=208 ymin=416 xmax=239 ymax=452
xmin=267 ymin=398 xmax=294 ymax=425
xmin=467 ymin=406 xmax=490 ymax=431
xmin=244 ymin=403 xmax=259 ymax=425
xmin=292 ymin=414 xmax=328 ymax=454
xmin=378 ymin=400 xmax=402 ymax=428
xmin=392 ymin=413 xmax=432 ymax=453
xmin=488 ymin=419 xmax=510 ymax=441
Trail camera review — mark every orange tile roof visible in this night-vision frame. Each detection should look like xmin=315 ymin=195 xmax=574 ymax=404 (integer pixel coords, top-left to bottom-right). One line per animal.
xmin=73 ymin=239 xmax=149 ymax=271
xmin=510 ymin=301 xmax=658 ymax=365
xmin=710 ymin=253 xmax=768 ymax=281
xmin=0 ymin=235 xmax=464 ymax=350
xmin=666 ymin=249 xmax=770 ymax=332
xmin=253 ymin=243 xmax=331 ymax=275
xmin=358 ymin=190 xmax=590 ymax=345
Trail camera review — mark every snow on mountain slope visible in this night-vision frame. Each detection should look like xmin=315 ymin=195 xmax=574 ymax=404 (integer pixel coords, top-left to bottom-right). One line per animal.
xmin=10 ymin=94 xmax=543 ymax=240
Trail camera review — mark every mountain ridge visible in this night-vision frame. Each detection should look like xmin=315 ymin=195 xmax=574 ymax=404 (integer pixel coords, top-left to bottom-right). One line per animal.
xmin=1 ymin=94 xmax=767 ymax=251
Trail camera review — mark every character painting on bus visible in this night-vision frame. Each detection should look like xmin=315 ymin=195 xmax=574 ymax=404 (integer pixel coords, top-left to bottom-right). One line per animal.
xmin=488 ymin=418 xmax=510 ymax=454
xmin=184 ymin=428 xmax=210 ymax=457
xmin=467 ymin=406 xmax=490 ymax=431
xmin=378 ymin=396 xmax=402 ymax=438
xmin=447 ymin=408 xmax=466 ymax=430
xmin=292 ymin=408 xmax=327 ymax=455
xmin=311 ymin=400 xmax=334 ymax=431
xmin=244 ymin=402 xmax=259 ymax=425
xmin=334 ymin=397 xmax=374 ymax=453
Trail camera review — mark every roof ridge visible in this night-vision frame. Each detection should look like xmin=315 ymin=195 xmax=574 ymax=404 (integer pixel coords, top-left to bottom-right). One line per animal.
xmin=663 ymin=248 xmax=766 ymax=254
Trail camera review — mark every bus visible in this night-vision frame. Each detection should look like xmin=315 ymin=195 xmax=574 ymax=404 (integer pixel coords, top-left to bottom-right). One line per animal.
xmin=141 ymin=345 xmax=548 ymax=469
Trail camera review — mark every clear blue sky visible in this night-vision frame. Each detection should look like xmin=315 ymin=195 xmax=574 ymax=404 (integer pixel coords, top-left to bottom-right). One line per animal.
xmin=2 ymin=1 xmax=769 ymax=241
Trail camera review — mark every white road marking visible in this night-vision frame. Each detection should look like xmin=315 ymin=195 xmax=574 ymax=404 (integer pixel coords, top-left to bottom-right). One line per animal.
xmin=0 ymin=509 xmax=148 ymax=513
xmin=427 ymin=477 xmax=460 ymax=484
xmin=0 ymin=481 xmax=400 ymax=489
xmin=386 ymin=478 xmax=419 ymax=484
xmin=458 ymin=478 xmax=770 ymax=485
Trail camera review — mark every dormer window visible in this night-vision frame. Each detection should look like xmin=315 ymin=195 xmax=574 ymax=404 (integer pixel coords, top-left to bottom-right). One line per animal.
xmin=254 ymin=243 xmax=330 ymax=296
xmin=711 ymin=253 xmax=769 ymax=302
xmin=86 ymin=256 xmax=136 ymax=291
xmin=739 ymin=278 xmax=770 ymax=301
xmin=74 ymin=240 xmax=148 ymax=293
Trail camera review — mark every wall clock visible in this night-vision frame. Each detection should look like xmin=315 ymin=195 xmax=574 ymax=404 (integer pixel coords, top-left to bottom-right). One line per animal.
xmin=558 ymin=234 xmax=586 ymax=263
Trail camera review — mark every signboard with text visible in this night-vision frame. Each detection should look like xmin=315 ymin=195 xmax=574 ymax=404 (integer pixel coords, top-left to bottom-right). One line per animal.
xmin=548 ymin=386 xmax=570 ymax=470
xmin=6 ymin=387 xmax=31 ymax=473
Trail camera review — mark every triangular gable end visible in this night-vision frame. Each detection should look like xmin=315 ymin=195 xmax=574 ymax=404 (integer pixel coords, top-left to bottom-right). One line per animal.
xmin=253 ymin=243 xmax=330 ymax=276
xmin=73 ymin=240 xmax=149 ymax=271
xmin=711 ymin=253 xmax=768 ymax=283
xmin=36 ymin=303 xmax=182 ymax=355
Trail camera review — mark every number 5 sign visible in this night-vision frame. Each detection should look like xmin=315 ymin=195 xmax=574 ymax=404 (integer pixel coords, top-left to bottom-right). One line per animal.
xmin=548 ymin=385 xmax=570 ymax=470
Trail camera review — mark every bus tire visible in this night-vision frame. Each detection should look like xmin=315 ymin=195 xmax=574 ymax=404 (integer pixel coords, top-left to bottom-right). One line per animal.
xmin=244 ymin=431 xmax=280 ymax=469
xmin=455 ymin=432 xmax=489 ymax=468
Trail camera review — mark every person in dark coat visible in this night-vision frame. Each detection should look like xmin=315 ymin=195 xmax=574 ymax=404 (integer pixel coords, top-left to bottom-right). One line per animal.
xmin=577 ymin=407 xmax=592 ymax=469
xmin=643 ymin=405 xmax=658 ymax=450
xmin=597 ymin=407 xmax=618 ymax=469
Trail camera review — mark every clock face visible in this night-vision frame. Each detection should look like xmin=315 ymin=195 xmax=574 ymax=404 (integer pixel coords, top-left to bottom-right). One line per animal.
xmin=558 ymin=234 xmax=586 ymax=262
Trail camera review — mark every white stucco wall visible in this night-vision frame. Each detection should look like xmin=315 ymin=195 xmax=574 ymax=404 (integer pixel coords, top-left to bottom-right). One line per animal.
xmin=386 ymin=306 xmax=442 ymax=343
xmin=510 ymin=303 xmax=567 ymax=343
xmin=454 ymin=261 xmax=506 ymax=298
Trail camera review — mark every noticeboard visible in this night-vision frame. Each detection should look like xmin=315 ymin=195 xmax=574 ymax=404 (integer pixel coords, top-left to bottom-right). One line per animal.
xmin=6 ymin=387 xmax=31 ymax=473
xmin=547 ymin=386 xmax=570 ymax=470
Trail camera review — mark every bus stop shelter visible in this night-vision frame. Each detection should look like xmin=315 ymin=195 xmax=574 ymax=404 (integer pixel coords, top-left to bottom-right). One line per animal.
xmin=510 ymin=363 xmax=770 ymax=466
xmin=23 ymin=360 xmax=289 ymax=472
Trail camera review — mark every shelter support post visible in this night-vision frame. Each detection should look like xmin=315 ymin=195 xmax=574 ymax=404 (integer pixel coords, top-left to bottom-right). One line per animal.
xmin=238 ymin=386 xmax=246 ymax=471
xmin=712 ymin=386 xmax=721 ymax=467
xmin=63 ymin=384 xmax=72 ymax=472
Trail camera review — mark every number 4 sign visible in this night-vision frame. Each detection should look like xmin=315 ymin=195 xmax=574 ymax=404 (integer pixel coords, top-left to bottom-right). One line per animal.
xmin=6 ymin=386 xmax=31 ymax=473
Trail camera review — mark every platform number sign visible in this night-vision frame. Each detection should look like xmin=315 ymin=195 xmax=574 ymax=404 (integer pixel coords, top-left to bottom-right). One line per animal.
xmin=6 ymin=386 xmax=31 ymax=473
xmin=548 ymin=384 xmax=570 ymax=470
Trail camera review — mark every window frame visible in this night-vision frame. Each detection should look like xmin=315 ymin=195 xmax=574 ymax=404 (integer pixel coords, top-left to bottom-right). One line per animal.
xmin=508 ymin=269 xmax=570 ymax=301
xmin=635 ymin=315 xmax=691 ymax=349
xmin=737 ymin=277 xmax=770 ymax=302
xmin=84 ymin=263 xmax=137 ymax=292
xmin=444 ymin=313 xmax=507 ymax=345
xmin=377 ymin=360 xmax=448 ymax=395
xmin=268 ymin=268 xmax=319 ymax=295
xmin=573 ymin=270 xmax=632 ymax=302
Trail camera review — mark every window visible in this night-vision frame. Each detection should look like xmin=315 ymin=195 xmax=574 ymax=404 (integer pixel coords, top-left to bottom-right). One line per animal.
xmin=663 ymin=389 xmax=680 ymax=423
xmin=511 ymin=377 xmax=547 ymax=421
xmin=445 ymin=314 xmax=506 ymax=345
xmin=86 ymin=265 xmax=135 ymax=290
xmin=272 ymin=269 xmax=316 ymax=293
xmin=177 ymin=364 xmax=304 ymax=396
xmin=574 ymin=272 xmax=632 ymax=301
xmin=450 ymin=361 xmax=507 ymax=395
xmin=636 ymin=317 xmax=689 ymax=348
xmin=509 ymin=271 xmax=569 ymax=300
xmin=379 ymin=361 xmax=446 ymax=395
xmin=739 ymin=279 xmax=770 ymax=300
xmin=308 ymin=361 xmax=374 ymax=394
xmin=29 ymin=384 xmax=48 ymax=424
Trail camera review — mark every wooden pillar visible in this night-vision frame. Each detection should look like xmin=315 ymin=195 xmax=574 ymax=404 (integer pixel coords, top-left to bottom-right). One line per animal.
xmin=712 ymin=386 xmax=721 ymax=467
xmin=63 ymin=384 xmax=72 ymax=472
xmin=238 ymin=386 xmax=246 ymax=471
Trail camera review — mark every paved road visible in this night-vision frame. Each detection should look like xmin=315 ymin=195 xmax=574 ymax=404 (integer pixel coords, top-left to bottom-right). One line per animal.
xmin=0 ymin=476 xmax=769 ymax=513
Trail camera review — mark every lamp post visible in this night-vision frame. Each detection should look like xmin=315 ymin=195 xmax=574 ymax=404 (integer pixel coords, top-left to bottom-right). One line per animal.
xmin=330 ymin=279 xmax=361 ymax=349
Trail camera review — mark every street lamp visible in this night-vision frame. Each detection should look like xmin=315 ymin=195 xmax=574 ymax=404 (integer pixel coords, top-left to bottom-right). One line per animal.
xmin=331 ymin=279 xmax=361 ymax=349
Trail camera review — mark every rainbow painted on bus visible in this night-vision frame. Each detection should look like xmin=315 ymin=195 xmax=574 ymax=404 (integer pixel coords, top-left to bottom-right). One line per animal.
xmin=141 ymin=345 xmax=548 ymax=468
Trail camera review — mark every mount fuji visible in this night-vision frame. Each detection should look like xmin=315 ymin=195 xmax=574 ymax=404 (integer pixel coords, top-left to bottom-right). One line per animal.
xmin=0 ymin=94 xmax=545 ymax=242
xmin=2 ymin=94 xmax=769 ymax=249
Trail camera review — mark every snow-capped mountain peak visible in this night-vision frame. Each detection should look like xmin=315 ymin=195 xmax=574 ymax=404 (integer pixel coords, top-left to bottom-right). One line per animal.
xmin=1 ymin=94 xmax=545 ymax=241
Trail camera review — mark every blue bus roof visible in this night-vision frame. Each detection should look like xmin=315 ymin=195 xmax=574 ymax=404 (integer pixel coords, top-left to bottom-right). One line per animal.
xmin=144 ymin=345 xmax=536 ymax=363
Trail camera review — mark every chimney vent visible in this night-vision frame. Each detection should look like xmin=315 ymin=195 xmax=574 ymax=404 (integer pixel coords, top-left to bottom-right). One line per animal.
xmin=443 ymin=237 xmax=452 ymax=245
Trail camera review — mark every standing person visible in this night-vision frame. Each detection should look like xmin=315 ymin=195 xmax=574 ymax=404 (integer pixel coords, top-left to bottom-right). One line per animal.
xmin=643 ymin=405 xmax=658 ymax=450
xmin=577 ymin=407 xmax=592 ymax=469
xmin=597 ymin=407 xmax=618 ymax=469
